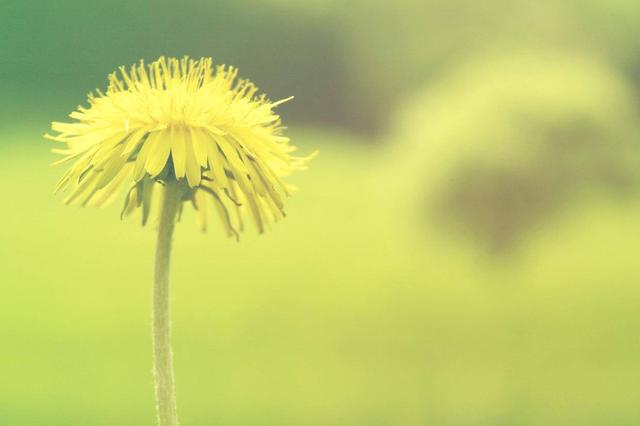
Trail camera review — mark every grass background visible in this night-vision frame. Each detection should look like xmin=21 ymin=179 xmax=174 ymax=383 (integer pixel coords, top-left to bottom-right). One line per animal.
xmin=1 ymin=124 xmax=640 ymax=425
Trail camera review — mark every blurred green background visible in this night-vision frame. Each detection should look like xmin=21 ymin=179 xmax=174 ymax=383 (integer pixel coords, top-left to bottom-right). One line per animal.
xmin=2 ymin=0 xmax=640 ymax=425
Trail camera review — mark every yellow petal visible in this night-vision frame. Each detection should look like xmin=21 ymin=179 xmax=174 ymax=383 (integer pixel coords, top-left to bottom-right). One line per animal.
xmin=145 ymin=131 xmax=172 ymax=177
xmin=133 ymin=138 xmax=154 ymax=181
xmin=171 ymin=127 xmax=187 ymax=178
xmin=123 ymin=126 xmax=150 ymax=156
xmin=189 ymin=127 xmax=209 ymax=168
xmin=184 ymin=130 xmax=201 ymax=187
xmin=96 ymin=145 xmax=128 ymax=189
xmin=202 ymin=132 xmax=230 ymax=190
xmin=214 ymin=134 xmax=253 ymax=195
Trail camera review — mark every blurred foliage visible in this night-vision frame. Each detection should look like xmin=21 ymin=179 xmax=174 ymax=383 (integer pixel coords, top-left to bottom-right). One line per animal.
xmin=0 ymin=0 xmax=350 ymax=130
xmin=389 ymin=52 xmax=640 ymax=253
xmin=271 ymin=0 xmax=640 ymax=132
xmin=2 ymin=0 xmax=640 ymax=135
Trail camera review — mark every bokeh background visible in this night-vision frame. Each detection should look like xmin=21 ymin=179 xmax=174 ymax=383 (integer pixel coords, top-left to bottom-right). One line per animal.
xmin=2 ymin=0 xmax=640 ymax=424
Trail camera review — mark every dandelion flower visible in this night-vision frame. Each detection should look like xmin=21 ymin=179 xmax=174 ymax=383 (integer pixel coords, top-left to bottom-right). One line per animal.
xmin=46 ymin=56 xmax=314 ymax=426
xmin=47 ymin=56 xmax=314 ymax=237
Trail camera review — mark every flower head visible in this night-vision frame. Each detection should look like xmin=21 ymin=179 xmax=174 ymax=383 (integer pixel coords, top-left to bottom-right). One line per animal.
xmin=47 ymin=56 xmax=314 ymax=238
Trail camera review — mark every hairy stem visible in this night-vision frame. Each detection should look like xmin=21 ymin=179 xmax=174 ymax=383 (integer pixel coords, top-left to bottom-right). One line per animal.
xmin=153 ymin=180 xmax=182 ymax=426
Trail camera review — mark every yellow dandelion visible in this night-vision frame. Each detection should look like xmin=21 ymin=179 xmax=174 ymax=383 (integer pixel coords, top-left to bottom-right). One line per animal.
xmin=47 ymin=56 xmax=314 ymax=238
xmin=46 ymin=56 xmax=315 ymax=426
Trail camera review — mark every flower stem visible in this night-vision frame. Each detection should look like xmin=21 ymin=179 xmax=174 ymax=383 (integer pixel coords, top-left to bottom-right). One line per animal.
xmin=153 ymin=180 xmax=182 ymax=426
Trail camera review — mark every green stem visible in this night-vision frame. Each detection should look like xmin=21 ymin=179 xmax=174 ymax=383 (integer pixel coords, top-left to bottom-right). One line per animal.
xmin=153 ymin=179 xmax=182 ymax=426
